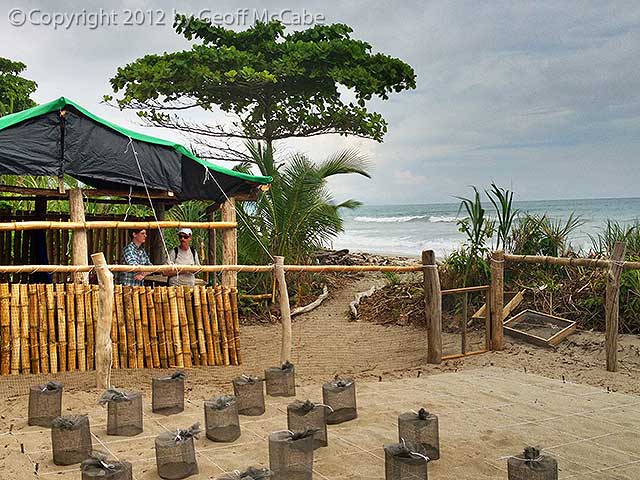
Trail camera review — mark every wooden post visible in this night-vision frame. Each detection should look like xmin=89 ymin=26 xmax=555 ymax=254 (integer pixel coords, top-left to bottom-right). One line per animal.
xmin=606 ymin=242 xmax=626 ymax=372
xmin=69 ymin=188 xmax=89 ymax=283
xmin=91 ymin=252 xmax=113 ymax=389
xmin=220 ymin=199 xmax=237 ymax=288
xmin=150 ymin=202 xmax=166 ymax=265
xmin=422 ymin=250 xmax=442 ymax=364
xmin=274 ymin=256 xmax=292 ymax=364
xmin=490 ymin=250 xmax=505 ymax=351
xmin=206 ymin=206 xmax=217 ymax=286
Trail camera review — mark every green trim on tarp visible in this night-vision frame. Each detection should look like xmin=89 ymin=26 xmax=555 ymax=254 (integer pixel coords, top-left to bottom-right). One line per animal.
xmin=0 ymin=97 xmax=272 ymax=185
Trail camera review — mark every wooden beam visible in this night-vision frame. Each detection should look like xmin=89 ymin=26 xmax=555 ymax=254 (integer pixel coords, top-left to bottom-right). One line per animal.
xmin=0 ymin=220 xmax=237 ymax=231
xmin=606 ymin=242 xmax=626 ymax=372
xmin=91 ymin=252 xmax=113 ymax=389
xmin=220 ymin=199 xmax=237 ymax=288
xmin=0 ymin=183 xmax=175 ymax=200
xmin=423 ymin=250 xmax=442 ymax=364
xmin=490 ymin=250 xmax=505 ymax=350
xmin=69 ymin=189 xmax=88 ymax=284
xmin=504 ymin=253 xmax=640 ymax=270
xmin=275 ymin=256 xmax=292 ymax=363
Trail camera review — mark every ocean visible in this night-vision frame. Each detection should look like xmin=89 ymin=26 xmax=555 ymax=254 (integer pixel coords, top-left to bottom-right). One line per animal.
xmin=332 ymin=197 xmax=640 ymax=258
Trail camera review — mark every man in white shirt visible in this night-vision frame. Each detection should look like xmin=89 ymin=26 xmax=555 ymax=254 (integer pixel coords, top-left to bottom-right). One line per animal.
xmin=164 ymin=228 xmax=200 ymax=286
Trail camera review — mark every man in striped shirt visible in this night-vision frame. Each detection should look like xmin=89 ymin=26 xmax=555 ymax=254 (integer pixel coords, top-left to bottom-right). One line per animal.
xmin=119 ymin=229 xmax=152 ymax=286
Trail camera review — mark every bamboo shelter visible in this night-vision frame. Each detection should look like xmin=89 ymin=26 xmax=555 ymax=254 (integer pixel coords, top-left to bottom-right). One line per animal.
xmin=0 ymin=284 xmax=241 ymax=374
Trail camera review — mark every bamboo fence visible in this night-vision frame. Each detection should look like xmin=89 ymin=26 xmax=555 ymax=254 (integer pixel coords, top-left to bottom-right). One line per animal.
xmin=0 ymin=283 xmax=241 ymax=375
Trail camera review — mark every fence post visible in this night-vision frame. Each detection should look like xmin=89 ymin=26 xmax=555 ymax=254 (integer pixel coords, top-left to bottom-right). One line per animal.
xmin=490 ymin=250 xmax=505 ymax=350
xmin=91 ymin=252 xmax=113 ymax=389
xmin=69 ymin=188 xmax=88 ymax=284
xmin=274 ymin=256 xmax=292 ymax=364
xmin=606 ymin=242 xmax=626 ymax=372
xmin=221 ymin=199 xmax=237 ymax=288
xmin=422 ymin=250 xmax=442 ymax=364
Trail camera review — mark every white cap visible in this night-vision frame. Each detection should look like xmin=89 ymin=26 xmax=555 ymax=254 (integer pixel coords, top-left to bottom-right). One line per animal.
xmin=178 ymin=228 xmax=192 ymax=236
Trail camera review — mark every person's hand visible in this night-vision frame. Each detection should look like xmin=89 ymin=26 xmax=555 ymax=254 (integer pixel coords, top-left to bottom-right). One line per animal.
xmin=134 ymin=273 xmax=145 ymax=281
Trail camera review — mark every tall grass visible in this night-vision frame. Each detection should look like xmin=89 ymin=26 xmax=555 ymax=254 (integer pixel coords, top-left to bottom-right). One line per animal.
xmin=589 ymin=220 xmax=640 ymax=259
xmin=487 ymin=183 xmax=517 ymax=251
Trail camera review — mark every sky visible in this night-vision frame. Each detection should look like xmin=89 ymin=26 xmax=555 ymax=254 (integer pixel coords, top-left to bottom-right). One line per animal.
xmin=1 ymin=0 xmax=639 ymax=205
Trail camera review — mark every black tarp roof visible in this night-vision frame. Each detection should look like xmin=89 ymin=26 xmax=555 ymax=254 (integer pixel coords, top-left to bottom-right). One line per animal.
xmin=0 ymin=97 xmax=271 ymax=202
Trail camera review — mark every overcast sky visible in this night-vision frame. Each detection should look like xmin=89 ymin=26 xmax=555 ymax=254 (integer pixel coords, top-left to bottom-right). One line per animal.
xmin=2 ymin=0 xmax=639 ymax=205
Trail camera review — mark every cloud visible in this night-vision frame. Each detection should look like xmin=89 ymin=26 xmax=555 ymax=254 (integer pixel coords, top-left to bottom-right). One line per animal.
xmin=392 ymin=169 xmax=427 ymax=186
xmin=1 ymin=0 xmax=639 ymax=205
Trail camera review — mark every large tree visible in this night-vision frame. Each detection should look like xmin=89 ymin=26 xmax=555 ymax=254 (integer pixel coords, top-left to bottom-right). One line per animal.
xmin=109 ymin=17 xmax=416 ymax=161
xmin=0 ymin=57 xmax=37 ymax=116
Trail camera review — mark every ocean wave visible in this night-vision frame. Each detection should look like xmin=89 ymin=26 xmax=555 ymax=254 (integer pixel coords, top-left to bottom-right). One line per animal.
xmin=354 ymin=215 xmax=428 ymax=223
xmin=428 ymin=215 xmax=459 ymax=223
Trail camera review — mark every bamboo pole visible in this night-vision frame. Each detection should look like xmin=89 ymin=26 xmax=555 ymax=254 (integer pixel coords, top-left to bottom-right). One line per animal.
xmin=10 ymin=284 xmax=20 ymax=374
xmin=461 ymin=293 xmax=468 ymax=355
xmin=132 ymin=287 xmax=145 ymax=367
xmin=0 ymin=283 xmax=10 ymax=375
xmin=161 ymin=287 xmax=175 ymax=367
xmin=223 ymin=287 xmax=238 ymax=365
xmin=183 ymin=287 xmax=199 ymax=366
xmin=231 ymin=287 xmax=242 ymax=364
xmin=46 ymin=284 xmax=58 ymax=373
xmin=199 ymin=286 xmax=215 ymax=366
xmin=37 ymin=284 xmax=50 ymax=373
xmin=147 ymin=287 xmax=160 ymax=368
xmin=606 ymin=242 xmax=626 ymax=372
xmin=123 ymin=286 xmax=137 ymax=368
xmin=154 ymin=287 xmax=168 ymax=368
xmin=490 ymin=251 xmax=505 ymax=351
xmin=28 ymin=285 xmax=40 ymax=374
xmin=214 ymin=286 xmax=229 ymax=365
xmin=85 ymin=285 xmax=95 ymax=370
xmin=176 ymin=286 xmax=192 ymax=368
xmin=139 ymin=287 xmax=152 ymax=368
xmin=91 ymin=252 xmax=114 ymax=389
xmin=207 ymin=288 xmax=223 ymax=365
xmin=167 ymin=286 xmax=184 ymax=368
xmin=504 ymin=253 xmax=640 ymax=270
xmin=66 ymin=283 xmax=77 ymax=370
xmin=55 ymin=283 xmax=67 ymax=371
xmin=422 ymin=250 xmax=442 ymax=364
xmin=75 ymin=283 xmax=86 ymax=372
xmin=19 ymin=284 xmax=30 ymax=373
xmin=283 ymin=265 xmax=423 ymax=272
xmin=109 ymin=286 xmax=119 ymax=369
xmin=69 ymin=188 xmax=89 ymax=284
xmin=221 ymin=199 xmax=238 ymax=288
xmin=274 ymin=257 xmax=292 ymax=364
xmin=0 ymin=220 xmax=238 ymax=231
xmin=114 ymin=284 xmax=127 ymax=368
xmin=192 ymin=286 xmax=207 ymax=366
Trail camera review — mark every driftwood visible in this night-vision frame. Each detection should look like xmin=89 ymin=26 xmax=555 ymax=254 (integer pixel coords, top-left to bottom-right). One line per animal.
xmin=349 ymin=285 xmax=384 ymax=320
xmin=292 ymin=285 xmax=329 ymax=317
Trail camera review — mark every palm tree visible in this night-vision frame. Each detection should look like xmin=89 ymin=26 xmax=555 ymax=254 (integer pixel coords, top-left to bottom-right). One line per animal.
xmin=237 ymin=141 xmax=370 ymax=267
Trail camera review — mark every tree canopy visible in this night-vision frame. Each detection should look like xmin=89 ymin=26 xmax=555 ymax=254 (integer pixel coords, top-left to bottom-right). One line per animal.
xmin=0 ymin=58 xmax=37 ymax=117
xmin=109 ymin=17 xmax=416 ymax=160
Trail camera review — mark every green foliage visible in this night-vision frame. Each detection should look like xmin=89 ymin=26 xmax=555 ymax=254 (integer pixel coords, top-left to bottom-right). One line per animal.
xmin=0 ymin=57 xmax=37 ymax=116
xmin=509 ymin=213 xmax=583 ymax=256
xmin=486 ymin=183 xmax=517 ymax=251
xmin=455 ymin=187 xmax=495 ymax=257
xmin=236 ymin=141 xmax=369 ymax=291
xmin=589 ymin=220 xmax=640 ymax=259
xmin=109 ymin=18 xmax=416 ymax=148
xmin=384 ymin=271 xmax=400 ymax=286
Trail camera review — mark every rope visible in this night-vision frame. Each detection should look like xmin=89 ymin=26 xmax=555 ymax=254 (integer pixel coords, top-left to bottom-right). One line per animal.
xmin=125 ymin=137 xmax=173 ymax=274
xmin=204 ymin=166 xmax=274 ymax=261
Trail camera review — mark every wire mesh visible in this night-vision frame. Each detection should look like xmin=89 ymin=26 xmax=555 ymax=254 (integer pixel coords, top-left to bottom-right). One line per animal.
xmin=398 ymin=409 xmax=440 ymax=461
xmin=322 ymin=377 xmax=357 ymax=424
xmin=287 ymin=400 xmax=328 ymax=449
xmin=28 ymin=381 xmax=63 ymax=427
xmin=204 ymin=395 xmax=241 ymax=442
xmin=80 ymin=457 xmax=133 ymax=479
xmin=152 ymin=373 xmax=185 ymax=415
xmin=265 ymin=362 xmax=296 ymax=397
xmin=233 ymin=375 xmax=265 ymax=416
xmin=51 ymin=414 xmax=93 ymax=465
xmin=155 ymin=425 xmax=200 ymax=479
xmin=268 ymin=430 xmax=314 ymax=480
